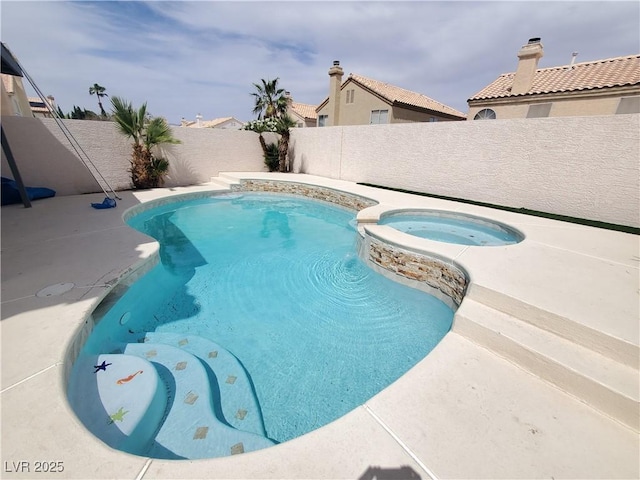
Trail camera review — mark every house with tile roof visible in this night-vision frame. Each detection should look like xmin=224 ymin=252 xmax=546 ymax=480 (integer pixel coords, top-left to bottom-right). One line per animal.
xmin=316 ymin=61 xmax=466 ymax=127
xmin=29 ymin=95 xmax=56 ymax=118
xmin=467 ymin=38 xmax=640 ymax=120
xmin=285 ymin=93 xmax=317 ymax=128
xmin=180 ymin=116 xmax=244 ymax=129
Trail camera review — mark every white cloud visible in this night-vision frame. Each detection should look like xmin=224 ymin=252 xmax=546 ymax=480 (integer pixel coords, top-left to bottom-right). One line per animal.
xmin=2 ymin=1 xmax=638 ymax=124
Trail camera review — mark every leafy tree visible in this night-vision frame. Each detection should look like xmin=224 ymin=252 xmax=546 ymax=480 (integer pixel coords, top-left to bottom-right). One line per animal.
xmin=251 ymin=78 xmax=288 ymax=119
xmin=69 ymin=105 xmax=100 ymax=120
xmin=247 ymin=78 xmax=297 ymax=172
xmin=89 ymin=83 xmax=108 ymax=117
xmin=111 ymin=96 xmax=180 ymax=188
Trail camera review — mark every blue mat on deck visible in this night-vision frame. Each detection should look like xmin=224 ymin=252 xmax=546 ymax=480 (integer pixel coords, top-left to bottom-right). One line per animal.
xmin=1 ymin=176 xmax=56 ymax=205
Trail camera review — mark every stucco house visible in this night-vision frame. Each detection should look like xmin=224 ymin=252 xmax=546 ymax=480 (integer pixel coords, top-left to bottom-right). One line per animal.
xmin=180 ymin=116 xmax=244 ymax=129
xmin=316 ymin=61 xmax=466 ymax=127
xmin=29 ymin=95 xmax=56 ymax=118
xmin=1 ymin=74 xmax=34 ymax=117
xmin=468 ymin=38 xmax=640 ymax=120
xmin=285 ymin=93 xmax=317 ymax=128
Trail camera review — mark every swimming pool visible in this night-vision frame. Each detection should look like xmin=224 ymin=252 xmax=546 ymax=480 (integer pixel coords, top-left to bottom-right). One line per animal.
xmin=67 ymin=193 xmax=454 ymax=459
xmin=380 ymin=210 xmax=523 ymax=246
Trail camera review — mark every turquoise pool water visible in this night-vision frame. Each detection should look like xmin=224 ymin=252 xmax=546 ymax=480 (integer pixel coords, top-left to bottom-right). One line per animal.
xmin=380 ymin=211 xmax=522 ymax=246
xmin=68 ymin=193 xmax=454 ymax=459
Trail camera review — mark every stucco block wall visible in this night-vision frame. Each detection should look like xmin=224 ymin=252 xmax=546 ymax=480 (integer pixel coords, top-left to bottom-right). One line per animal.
xmin=3 ymin=113 xmax=638 ymax=228
xmin=1 ymin=116 xmax=267 ymax=195
xmin=288 ymin=115 xmax=640 ymax=228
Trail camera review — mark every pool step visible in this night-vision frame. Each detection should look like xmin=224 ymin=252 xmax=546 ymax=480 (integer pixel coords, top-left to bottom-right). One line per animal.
xmin=123 ymin=342 xmax=275 ymax=459
xmin=209 ymin=175 xmax=241 ymax=190
xmin=453 ymin=298 xmax=639 ymax=432
xmin=66 ymin=353 xmax=167 ymax=456
xmin=141 ymin=332 xmax=267 ymax=437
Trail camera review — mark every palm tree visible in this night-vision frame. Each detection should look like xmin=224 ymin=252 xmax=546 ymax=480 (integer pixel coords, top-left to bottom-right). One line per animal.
xmin=89 ymin=83 xmax=108 ymax=117
xmin=251 ymin=78 xmax=288 ymax=119
xmin=275 ymin=115 xmax=297 ymax=172
xmin=111 ymin=96 xmax=180 ymax=188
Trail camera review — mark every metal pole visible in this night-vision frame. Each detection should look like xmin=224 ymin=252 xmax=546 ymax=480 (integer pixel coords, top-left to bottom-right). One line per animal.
xmin=1 ymin=125 xmax=31 ymax=208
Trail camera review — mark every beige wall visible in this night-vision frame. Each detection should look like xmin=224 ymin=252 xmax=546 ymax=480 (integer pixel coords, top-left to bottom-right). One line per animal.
xmin=1 ymin=75 xmax=33 ymax=117
xmin=468 ymin=92 xmax=640 ymax=120
xmin=288 ymin=114 xmax=640 ymax=228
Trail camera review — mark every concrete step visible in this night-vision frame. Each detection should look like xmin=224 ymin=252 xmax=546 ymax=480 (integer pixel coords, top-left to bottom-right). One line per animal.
xmin=465 ymin=283 xmax=639 ymax=369
xmin=453 ymin=298 xmax=639 ymax=432
xmin=214 ymin=173 xmax=243 ymax=187
xmin=207 ymin=177 xmax=235 ymax=189
xmin=123 ymin=342 xmax=275 ymax=459
xmin=142 ymin=332 xmax=267 ymax=437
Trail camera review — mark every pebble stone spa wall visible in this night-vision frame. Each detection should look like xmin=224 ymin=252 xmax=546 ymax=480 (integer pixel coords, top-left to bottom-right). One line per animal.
xmin=232 ymin=179 xmax=378 ymax=211
xmin=366 ymin=238 xmax=467 ymax=308
xmin=235 ymin=179 xmax=468 ymax=308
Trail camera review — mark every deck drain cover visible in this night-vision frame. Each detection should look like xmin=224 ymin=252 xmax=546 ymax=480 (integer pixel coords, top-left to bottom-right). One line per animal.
xmin=36 ymin=282 xmax=75 ymax=297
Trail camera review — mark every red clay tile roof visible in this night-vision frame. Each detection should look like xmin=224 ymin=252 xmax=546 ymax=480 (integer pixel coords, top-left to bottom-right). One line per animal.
xmin=348 ymin=73 xmax=466 ymax=118
xmin=290 ymin=102 xmax=317 ymax=120
xmin=469 ymin=54 xmax=640 ymax=101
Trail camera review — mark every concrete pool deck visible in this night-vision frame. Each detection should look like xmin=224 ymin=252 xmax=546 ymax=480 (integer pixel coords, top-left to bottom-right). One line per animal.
xmin=1 ymin=173 xmax=638 ymax=479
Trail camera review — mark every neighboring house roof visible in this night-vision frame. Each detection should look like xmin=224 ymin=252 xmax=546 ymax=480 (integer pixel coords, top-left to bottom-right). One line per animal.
xmin=317 ymin=73 xmax=466 ymax=119
xmin=290 ymin=102 xmax=317 ymax=120
xmin=183 ymin=116 xmax=243 ymax=128
xmin=348 ymin=74 xmax=466 ymax=118
xmin=469 ymin=54 xmax=640 ymax=101
xmin=28 ymin=96 xmax=51 ymax=114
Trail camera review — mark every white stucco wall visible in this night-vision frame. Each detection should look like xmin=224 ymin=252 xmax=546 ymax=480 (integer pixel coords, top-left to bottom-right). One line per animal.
xmin=288 ymin=115 xmax=640 ymax=228
xmin=1 ymin=117 xmax=267 ymax=194
xmin=2 ymin=114 xmax=637 ymax=228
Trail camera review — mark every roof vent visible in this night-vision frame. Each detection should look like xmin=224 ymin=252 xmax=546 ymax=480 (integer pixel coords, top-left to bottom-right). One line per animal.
xmin=528 ymin=37 xmax=541 ymax=44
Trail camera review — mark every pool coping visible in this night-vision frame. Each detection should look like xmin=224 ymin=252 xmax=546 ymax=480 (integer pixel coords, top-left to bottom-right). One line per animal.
xmin=1 ymin=173 xmax=638 ymax=479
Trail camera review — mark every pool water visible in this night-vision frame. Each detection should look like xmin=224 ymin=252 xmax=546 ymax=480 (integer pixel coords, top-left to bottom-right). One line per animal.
xmin=68 ymin=193 xmax=454 ymax=459
xmin=380 ymin=212 xmax=522 ymax=246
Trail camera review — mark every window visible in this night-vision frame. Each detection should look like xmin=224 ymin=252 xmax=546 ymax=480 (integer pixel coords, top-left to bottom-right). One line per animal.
xmin=473 ymin=108 xmax=496 ymax=120
xmin=318 ymin=115 xmax=328 ymax=127
xmin=370 ymin=109 xmax=388 ymax=124
xmin=345 ymin=89 xmax=355 ymax=104
xmin=526 ymin=103 xmax=552 ymax=118
xmin=429 ymin=117 xmax=438 ymax=122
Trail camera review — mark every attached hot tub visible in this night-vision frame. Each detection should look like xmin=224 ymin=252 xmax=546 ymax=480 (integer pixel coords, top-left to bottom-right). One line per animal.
xmin=379 ymin=210 xmax=523 ymax=246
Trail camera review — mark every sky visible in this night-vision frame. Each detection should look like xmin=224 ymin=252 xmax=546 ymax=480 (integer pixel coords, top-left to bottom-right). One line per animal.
xmin=1 ymin=1 xmax=639 ymax=125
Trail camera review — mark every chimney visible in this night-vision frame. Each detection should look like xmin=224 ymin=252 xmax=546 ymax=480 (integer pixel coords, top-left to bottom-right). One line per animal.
xmin=511 ymin=37 xmax=544 ymax=95
xmin=196 ymin=113 xmax=203 ymax=127
xmin=327 ymin=60 xmax=343 ymax=126
xmin=285 ymin=90 xmax=293 ymax=109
